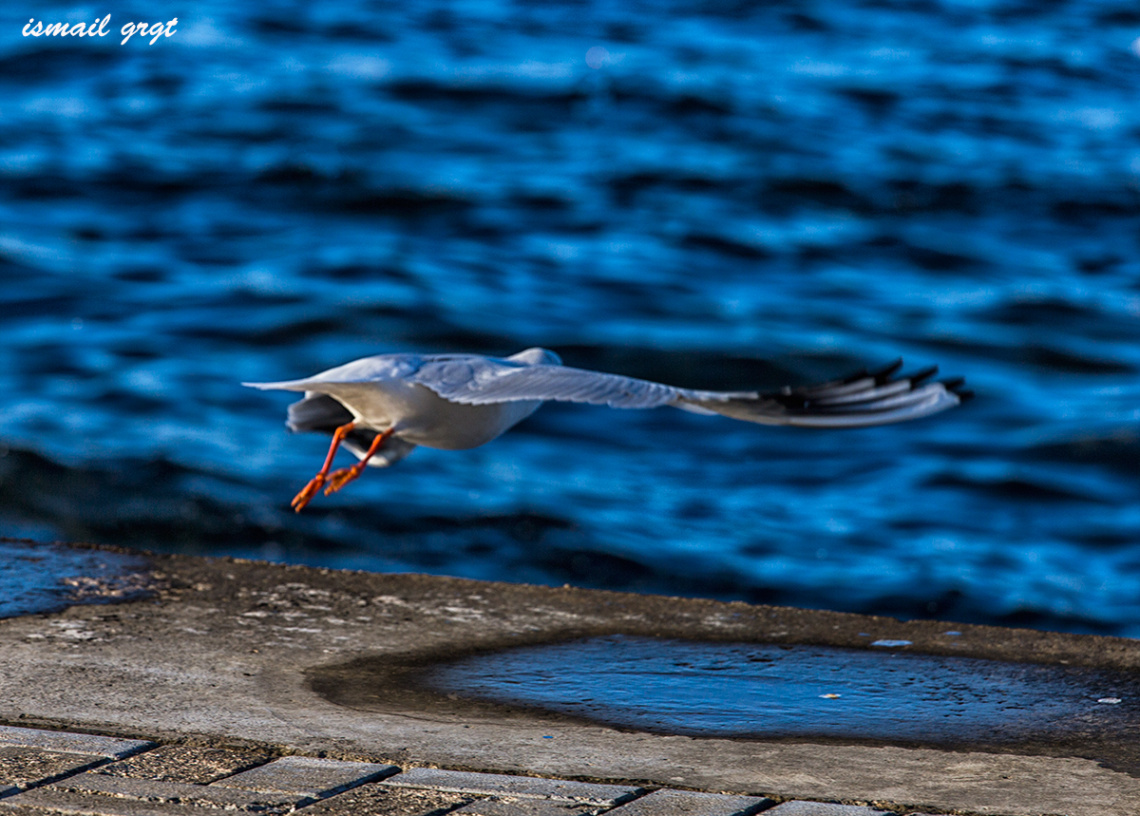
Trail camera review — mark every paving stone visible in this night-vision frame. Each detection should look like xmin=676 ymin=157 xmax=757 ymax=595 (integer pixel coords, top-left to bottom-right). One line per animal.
xmin=764 ymin=802 xmax=895 ymax=816
xmin=213 ymin=755 xmax=398 ymax=797
xmin=0 ymin=727 xmax=154 ymax=760
xmin=91 ymin=745 xmax=274 ymax=784
xmin=382 ymin=769 xmax=643 ymax=807
xmin=294 ymin=783 xmax=473 ymax=816
xmin=450 ymin=798 xmax=602 ymax=815
xmin=0 ymin=747 xmax=105 ymax=796
xmin=0 ymin=787 xmax=212 ymax=816
xmin=605 ymin=789 xmax=773 ymax=816
xmin=49 ymin=771 xmax=307 ymax=810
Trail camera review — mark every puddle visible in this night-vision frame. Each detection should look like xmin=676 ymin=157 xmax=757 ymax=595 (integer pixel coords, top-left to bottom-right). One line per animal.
xmin=0 ymin=539 xmax=154 ymax=618
xmin=423 ymin=634 xmax=1138 ymax=744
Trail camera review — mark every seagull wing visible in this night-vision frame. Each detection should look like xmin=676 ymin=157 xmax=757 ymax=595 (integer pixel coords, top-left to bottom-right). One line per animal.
xmin=409 ymin=356 xmax=696 ymax=409
xmin=242 ymin=354 xmax=420 ymax=393
xmin=411 ymin=356 xmax=970 ymax=428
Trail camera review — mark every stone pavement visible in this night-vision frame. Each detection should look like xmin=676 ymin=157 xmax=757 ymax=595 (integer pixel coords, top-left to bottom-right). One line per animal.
xmin=0 ymin=724 xmax=935 ymax=816
xmin=2 ymin=540 xmax=1140 ymax=816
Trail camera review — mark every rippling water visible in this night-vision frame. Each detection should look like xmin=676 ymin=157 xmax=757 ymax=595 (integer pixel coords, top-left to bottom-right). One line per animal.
xmin=1 ymin=1 xmax=1137 ymax=634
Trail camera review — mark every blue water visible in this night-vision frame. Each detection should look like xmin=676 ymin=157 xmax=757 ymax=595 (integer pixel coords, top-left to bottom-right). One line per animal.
xmin=1 ymin=2 xmax=1137 ymax=634
xmin=425 ymin=635 xmax=1137 ymax=742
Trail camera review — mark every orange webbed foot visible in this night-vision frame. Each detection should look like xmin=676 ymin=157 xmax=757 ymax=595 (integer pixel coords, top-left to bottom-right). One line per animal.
xmin=291 ymin=475 xmax=327 ymax=512
xmin=289 ymin=420 xmax=358 ymax=513
xmin=324 ymin=465 xmax=363 ymax=495
xmin=287 ymin=422 xmax=389 ymax=511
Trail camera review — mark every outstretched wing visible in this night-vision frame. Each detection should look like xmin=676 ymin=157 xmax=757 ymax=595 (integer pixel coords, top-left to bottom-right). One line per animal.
xmin=409 ymin=356 xmax=704 ymax=408
xmin=411 ymin=356 xmax=971 ymax=428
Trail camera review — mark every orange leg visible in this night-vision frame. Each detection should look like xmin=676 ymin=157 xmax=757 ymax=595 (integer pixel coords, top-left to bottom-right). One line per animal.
xmin=291 ymin=421 xmax=357 ymax=512
xmin=324 ymin=427 xmax=394 ymax=496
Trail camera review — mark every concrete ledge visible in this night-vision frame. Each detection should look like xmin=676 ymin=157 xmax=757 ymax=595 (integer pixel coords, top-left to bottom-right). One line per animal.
xmin=1 ymin=542 xmax=1138 ymax=816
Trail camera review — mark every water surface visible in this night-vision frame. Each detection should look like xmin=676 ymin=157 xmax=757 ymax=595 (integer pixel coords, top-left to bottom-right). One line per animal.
xmin=426 ymin=635 xmax=1139 ymax=744
xmin=1 ymin=1 xmax=1138 ymax=634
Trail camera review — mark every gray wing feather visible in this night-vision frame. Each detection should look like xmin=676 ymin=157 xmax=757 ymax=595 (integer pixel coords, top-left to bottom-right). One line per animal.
xmin=243 ymin=354 xmax=420 ymax=393
xmin=413 ymin=356 xmax=969 ymax=428
xmin=410 ymin=358 xmax=712 ymax=408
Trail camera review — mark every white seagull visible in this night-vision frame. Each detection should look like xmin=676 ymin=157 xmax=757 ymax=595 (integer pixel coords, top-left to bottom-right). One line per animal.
xmin=244 ymin=348 xmax=970 ymax=511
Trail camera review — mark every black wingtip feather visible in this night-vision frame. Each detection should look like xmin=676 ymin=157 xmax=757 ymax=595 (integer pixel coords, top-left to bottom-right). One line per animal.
xmin=762 ymin=358 xmax=970 ymax=414
xmin=872 ymin=358 xmax=904 ymax=382
xmin=908 ymin=365 xmax=939 ymax=387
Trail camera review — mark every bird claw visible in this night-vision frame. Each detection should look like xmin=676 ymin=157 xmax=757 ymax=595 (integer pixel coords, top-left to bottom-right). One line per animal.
xmin=291 ymin=475 xmax=325 ymax=512
xmin=324 ymin=466 xmax=361 ymax=495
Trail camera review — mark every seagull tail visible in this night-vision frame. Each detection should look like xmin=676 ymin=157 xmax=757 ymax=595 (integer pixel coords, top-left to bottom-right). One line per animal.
xmin=678 ymin=360 xmax=972 ymax=428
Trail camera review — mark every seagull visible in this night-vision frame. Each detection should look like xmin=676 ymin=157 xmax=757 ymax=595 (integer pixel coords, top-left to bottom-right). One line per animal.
xmin=244 ymin=348 xmax=970 ymax=511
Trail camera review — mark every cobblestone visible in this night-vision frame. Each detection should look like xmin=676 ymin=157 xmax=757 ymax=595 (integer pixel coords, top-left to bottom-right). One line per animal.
xmin=0 ymin=727 xmax=153 ymax=760
xmin=214 ymin=755 xmax=398 ymax=797
xmin=297 ymin=783 xmax=472 ymax=816
xmin=763 ymin=802 xmax=896 ymax=816
xmin=450 ymin=799 xmax=601 ymax=815
xmin=0 ymin=788 xmax=217 ymax=816
xmin=0 ymin=725 xmax=958 ymax=816
xmin=92 ymin=745 xmax=274 ymax=784
xmin=381 ymin=768 xmax=642 ymax=806
xmin=0 ymin=748 xmax=106 ymax=797
xmin=51 ymin=770 xmax=308 ymax=809
xmin=606 ymin=789 xmax=773 ymax=815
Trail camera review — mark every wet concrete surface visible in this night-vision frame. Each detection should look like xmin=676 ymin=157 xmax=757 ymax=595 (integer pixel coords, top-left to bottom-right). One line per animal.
xmin=0 ymin=539 xmax=156 ymax=619
xmin=2 ymin=538 xmax=1140 ymax=815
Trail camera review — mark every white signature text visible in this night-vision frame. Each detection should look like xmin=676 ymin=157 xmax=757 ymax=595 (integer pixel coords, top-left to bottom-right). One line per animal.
xmin=22 ymin=15 xmax=178 ymax=45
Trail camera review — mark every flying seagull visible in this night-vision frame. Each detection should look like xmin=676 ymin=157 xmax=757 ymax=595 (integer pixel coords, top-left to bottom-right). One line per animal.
xmin=244 ymin=348 xmax=970 ymax=511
